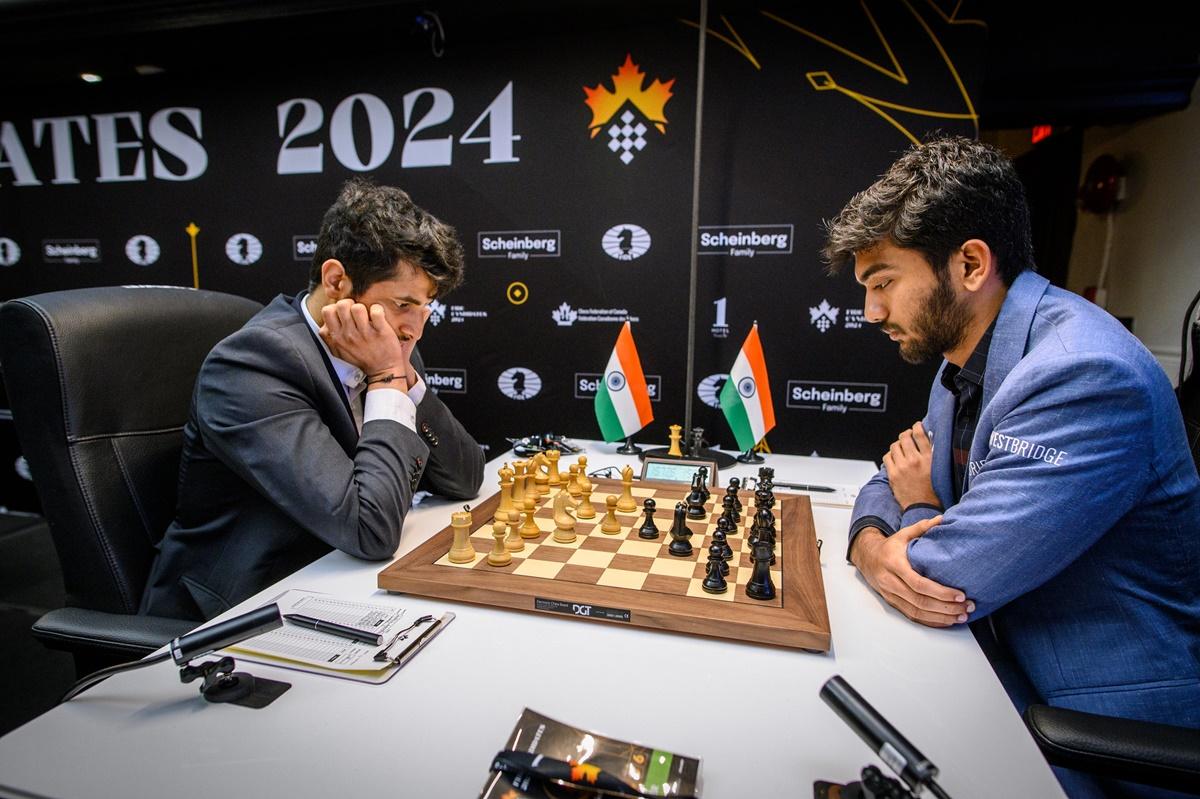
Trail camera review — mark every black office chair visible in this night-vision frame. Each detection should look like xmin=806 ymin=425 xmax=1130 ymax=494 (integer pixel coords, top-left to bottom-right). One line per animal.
xmin=1021 ymin=285 xmax=1200 ymax=795
xmin=0 ymin=286 xmax=262 ymax=674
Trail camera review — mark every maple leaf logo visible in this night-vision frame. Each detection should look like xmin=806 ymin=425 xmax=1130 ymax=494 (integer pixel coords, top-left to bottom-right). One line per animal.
xmin=583 ymin=54 xmax=675 ymax=138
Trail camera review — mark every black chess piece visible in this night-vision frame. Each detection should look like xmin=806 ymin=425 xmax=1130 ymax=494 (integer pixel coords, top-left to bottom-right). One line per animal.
xmin=708 ymin=541 xmax=729 ymax=576
xmin=668 ymin=502 xmax=693 ymax=557
xmin=753 ymin=507 xmax=777 ymax=564
xmin=638 ymin=498 xmax=660 ymax=539
xmin=686 ymin=474 xmax=707 ymax=519
xmin=697 ymin=467 xmax=711 ymax=503
xmin=688 ymin=427 xmax=705 ymax=458
xmin=719 ymin=495 xmax=737 ymax=529
xmin=722 ymin=491 xmax=740 ymax=525
xmin=712 ymin=516 xmax=734 ymax=561
xmin=701 ymin=554 xmax=728 ymax=594
xmin=727 ymin=478 xmax=743 ymax=513
xmin=745 ymin=540 xmax=776 ymax=601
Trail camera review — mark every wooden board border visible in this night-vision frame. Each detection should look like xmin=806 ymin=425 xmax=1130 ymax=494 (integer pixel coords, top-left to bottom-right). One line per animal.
xmin=378 ymin=478 xmax=831 ymax=651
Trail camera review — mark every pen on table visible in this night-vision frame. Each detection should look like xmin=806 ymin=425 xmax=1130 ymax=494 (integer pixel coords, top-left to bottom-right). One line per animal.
xmin=772 ymin=480 xmax=837 ymax=493
xmin=282 ymin=613 xmax=384 ymax=646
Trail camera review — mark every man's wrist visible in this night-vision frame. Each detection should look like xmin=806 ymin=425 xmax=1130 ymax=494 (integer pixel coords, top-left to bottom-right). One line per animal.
xmin=849 ymin=527 xmax=885 ymax=569
xmin=365 ymin=371 xmax=407 ymax=390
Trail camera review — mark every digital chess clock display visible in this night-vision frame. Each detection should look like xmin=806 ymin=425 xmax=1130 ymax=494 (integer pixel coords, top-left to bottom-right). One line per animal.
xmin=640 ymin=457 xmax=718 ymax=486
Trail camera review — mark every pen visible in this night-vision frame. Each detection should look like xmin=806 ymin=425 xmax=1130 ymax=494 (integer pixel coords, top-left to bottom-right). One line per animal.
xmin=282 ymin=613 xmax=384 ymax=646
xmin=772 ymin=480 xmax=837 ymax=493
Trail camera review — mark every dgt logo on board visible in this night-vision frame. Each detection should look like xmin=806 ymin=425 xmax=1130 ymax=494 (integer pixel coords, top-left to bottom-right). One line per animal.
xmin=574 ymin=372 xmax=660 ymax=401
xmin=583 ymin=55 xmax=675 ymax=166
xmin=43 ymin=239 xmax=101 ymax=264
xmin=125 ymin=235 xmax=160 ymax=266
xmin=477 ymin=230 xmax=561 ymax=260
xmin=225 ymin=233 xmax=263 ymax=265
xmin=497 ymin=367 xmax=542 ymax=400
xmin=293 ymin=236 xmax=318 ymax=261
xmin=0 ymin=238 xmax=21 ymax=267
xmin=787 ymin=380 xmax=887 ymax=414
xmin=425 ymin=368 xmax=467 ymax=394
xmin=601 ymin=223 xmax=651 ymax=260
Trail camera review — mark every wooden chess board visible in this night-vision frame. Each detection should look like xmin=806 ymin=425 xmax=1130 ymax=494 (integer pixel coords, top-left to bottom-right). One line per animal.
xmin=377 ymin=476 xmax=831 ymax=651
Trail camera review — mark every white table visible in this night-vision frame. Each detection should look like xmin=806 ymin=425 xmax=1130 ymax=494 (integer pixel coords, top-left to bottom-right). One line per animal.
xmin=0 ymin=443 xmax=1065 ymax=798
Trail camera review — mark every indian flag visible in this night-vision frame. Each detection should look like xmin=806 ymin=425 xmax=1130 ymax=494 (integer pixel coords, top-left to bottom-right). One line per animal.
xmin=720 ymin=324 xmax=776 ymax=452
xmin=594 ymin=321 xmax=654 ymax=442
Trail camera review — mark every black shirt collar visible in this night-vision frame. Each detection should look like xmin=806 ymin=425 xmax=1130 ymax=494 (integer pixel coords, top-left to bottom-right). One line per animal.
xmin=940 ymin=318 xmax=996 ymax=396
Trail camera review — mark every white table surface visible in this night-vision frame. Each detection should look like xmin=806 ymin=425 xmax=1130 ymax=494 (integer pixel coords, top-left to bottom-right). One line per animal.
xmin=0 ymin=442 xmax=1065 ymax=799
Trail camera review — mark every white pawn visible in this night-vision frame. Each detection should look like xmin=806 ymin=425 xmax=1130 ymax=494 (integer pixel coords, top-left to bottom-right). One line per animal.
xmin=601 ymin=495 xmax=622 ymax=534
xmin=577 ymin=483 xmax=596 ymax=519
xmin=504 ymin=509 xmax=524 ymax=552
xmin=487 ymin=519 xmax=512 ymax=566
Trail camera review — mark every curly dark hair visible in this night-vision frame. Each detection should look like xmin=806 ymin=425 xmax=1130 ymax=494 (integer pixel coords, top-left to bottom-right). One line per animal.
xmin=308 ymin=178 xmax=465 ymax=296
xmin=822 ymin=136 xmax=1034 ymax=286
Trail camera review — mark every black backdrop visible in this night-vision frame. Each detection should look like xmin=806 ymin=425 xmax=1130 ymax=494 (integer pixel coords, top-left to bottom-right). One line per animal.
xmin=0 ymin=2 xmax=985 ymax=476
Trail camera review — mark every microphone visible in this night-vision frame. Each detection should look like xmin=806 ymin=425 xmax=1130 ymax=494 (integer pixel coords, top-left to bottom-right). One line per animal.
xmin=820 ymin=675 xmax=950 ymax=798
xmin=63 ymin=604 xmax=284 ymax=703
xmin=169 ymin=604 xmax=283 ymax=664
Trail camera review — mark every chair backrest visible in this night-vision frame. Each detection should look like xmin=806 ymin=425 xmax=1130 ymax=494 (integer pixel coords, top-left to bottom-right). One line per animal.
xmin=0 ymin=286 xmax=262 ymax=614
xmin=1178 ymin=286 xmax=1200 ymax=471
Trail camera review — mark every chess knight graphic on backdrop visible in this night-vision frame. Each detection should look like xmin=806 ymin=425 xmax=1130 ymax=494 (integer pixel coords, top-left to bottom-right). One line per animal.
xmin=583 ymin=55 xmax=676 ymax=165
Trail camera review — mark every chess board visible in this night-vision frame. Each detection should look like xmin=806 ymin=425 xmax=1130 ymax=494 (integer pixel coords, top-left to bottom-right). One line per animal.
xmin=377 ymin=476 xmax=831 ymax=651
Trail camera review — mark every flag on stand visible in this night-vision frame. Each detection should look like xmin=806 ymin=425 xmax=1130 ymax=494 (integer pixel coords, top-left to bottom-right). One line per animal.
xmin=594 ymin=321 xmax=654 ymax=442
xmin=720 ymin=323 xmax=776 ymax=452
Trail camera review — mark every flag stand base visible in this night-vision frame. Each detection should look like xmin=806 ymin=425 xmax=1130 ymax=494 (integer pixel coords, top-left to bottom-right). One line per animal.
xmin=736 ymin=448 xmax=765 ymax=464
xmin=637 ymin=446 xmax=737 ymax=469
xmin=615 ymin=436 xmax=643 ymax=455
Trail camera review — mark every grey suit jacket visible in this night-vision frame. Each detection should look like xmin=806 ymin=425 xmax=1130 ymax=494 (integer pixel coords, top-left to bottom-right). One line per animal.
xmin=140 ymin=294 xmax=485 ymax=620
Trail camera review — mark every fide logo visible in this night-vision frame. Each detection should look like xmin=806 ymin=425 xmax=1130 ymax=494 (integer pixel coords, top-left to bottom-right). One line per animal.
xmin=497 ymin=367 xmax=543 ymax=401
xmin=427 ymin=299 xmax=447 ymax=326
xmin=809 ymin=299 xmax=840 ymax=333
xmin=0 ymin=238 xmax=20 ymax=267
xmin=583 ymin=54 xmax=675 ymax=166
xmin=124 ymin=235 xmax=161 ymax=266
xmin=225 ymin=233 xmax=263 ymax=265
xmin=696 ymin=373 xmax=728 ymax=409
xmin=601 ymin=224 xmax=651 ymax=261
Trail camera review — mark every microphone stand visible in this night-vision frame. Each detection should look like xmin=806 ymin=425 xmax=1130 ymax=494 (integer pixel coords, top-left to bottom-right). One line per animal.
xmin=62 ymin=603 xmax=288 ymax=707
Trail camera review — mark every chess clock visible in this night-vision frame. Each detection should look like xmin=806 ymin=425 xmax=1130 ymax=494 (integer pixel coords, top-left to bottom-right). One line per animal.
xmin=639 ymin=456 xmax=719 ymax=487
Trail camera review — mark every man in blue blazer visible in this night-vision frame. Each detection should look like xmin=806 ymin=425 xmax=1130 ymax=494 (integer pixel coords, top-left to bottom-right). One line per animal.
xmin=141 ymin=180 xmax=484 ymax=621
xmin=824 ymin=137 xmax=1199 ymax=796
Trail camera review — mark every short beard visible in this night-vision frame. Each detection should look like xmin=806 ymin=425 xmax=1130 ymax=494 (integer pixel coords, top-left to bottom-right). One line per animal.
xmin=892 ymin=272 xmax=972 ymax=364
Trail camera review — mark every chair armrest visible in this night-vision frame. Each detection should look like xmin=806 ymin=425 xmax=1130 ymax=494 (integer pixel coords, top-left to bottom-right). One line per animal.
xmin=1024 ymin=703 xmax=1200 ymax=794
xmin=33 ymin=607 xmax=196 ymax=659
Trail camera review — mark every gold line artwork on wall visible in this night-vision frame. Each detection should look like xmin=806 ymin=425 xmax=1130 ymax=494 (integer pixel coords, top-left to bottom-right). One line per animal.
xmin=682 ymin=1 xmax=983 ymax=144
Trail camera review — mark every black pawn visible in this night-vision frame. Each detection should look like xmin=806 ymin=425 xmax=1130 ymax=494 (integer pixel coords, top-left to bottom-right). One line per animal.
xmin=721 ymin=492 xmax=740 ymax=526
xmin=701 ymin=554 xmax=728 ymax=594
xmin=697 ymin=467 xmax=711 ymax=503
xmin=638 ymin=498 xmax=659 ymax=539
xmin=668 ymin=502 xmax=693 ymax=557
xmin=712 ymin=517 xmax=734 ymax=561
xmin=727 ymin=478 xmax=743 ymax=513
xmin=745 ymin=540 xmax=776 ymax=601
xmin=708 ymin=541 xmax=729 ymax=576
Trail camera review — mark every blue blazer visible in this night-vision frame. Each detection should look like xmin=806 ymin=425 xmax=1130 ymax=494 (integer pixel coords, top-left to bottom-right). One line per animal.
xmin=850 ymin=270 xmax=1200 ymax=726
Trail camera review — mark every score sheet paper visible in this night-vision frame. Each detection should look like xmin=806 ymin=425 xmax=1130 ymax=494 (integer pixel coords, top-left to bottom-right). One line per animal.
xmin=228 ymin=589 xmax=407 ymax=672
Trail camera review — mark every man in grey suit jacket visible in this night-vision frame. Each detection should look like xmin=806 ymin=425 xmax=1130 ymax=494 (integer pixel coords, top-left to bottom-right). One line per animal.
xmin=141 ymin=179 xmax=485 ymax=620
